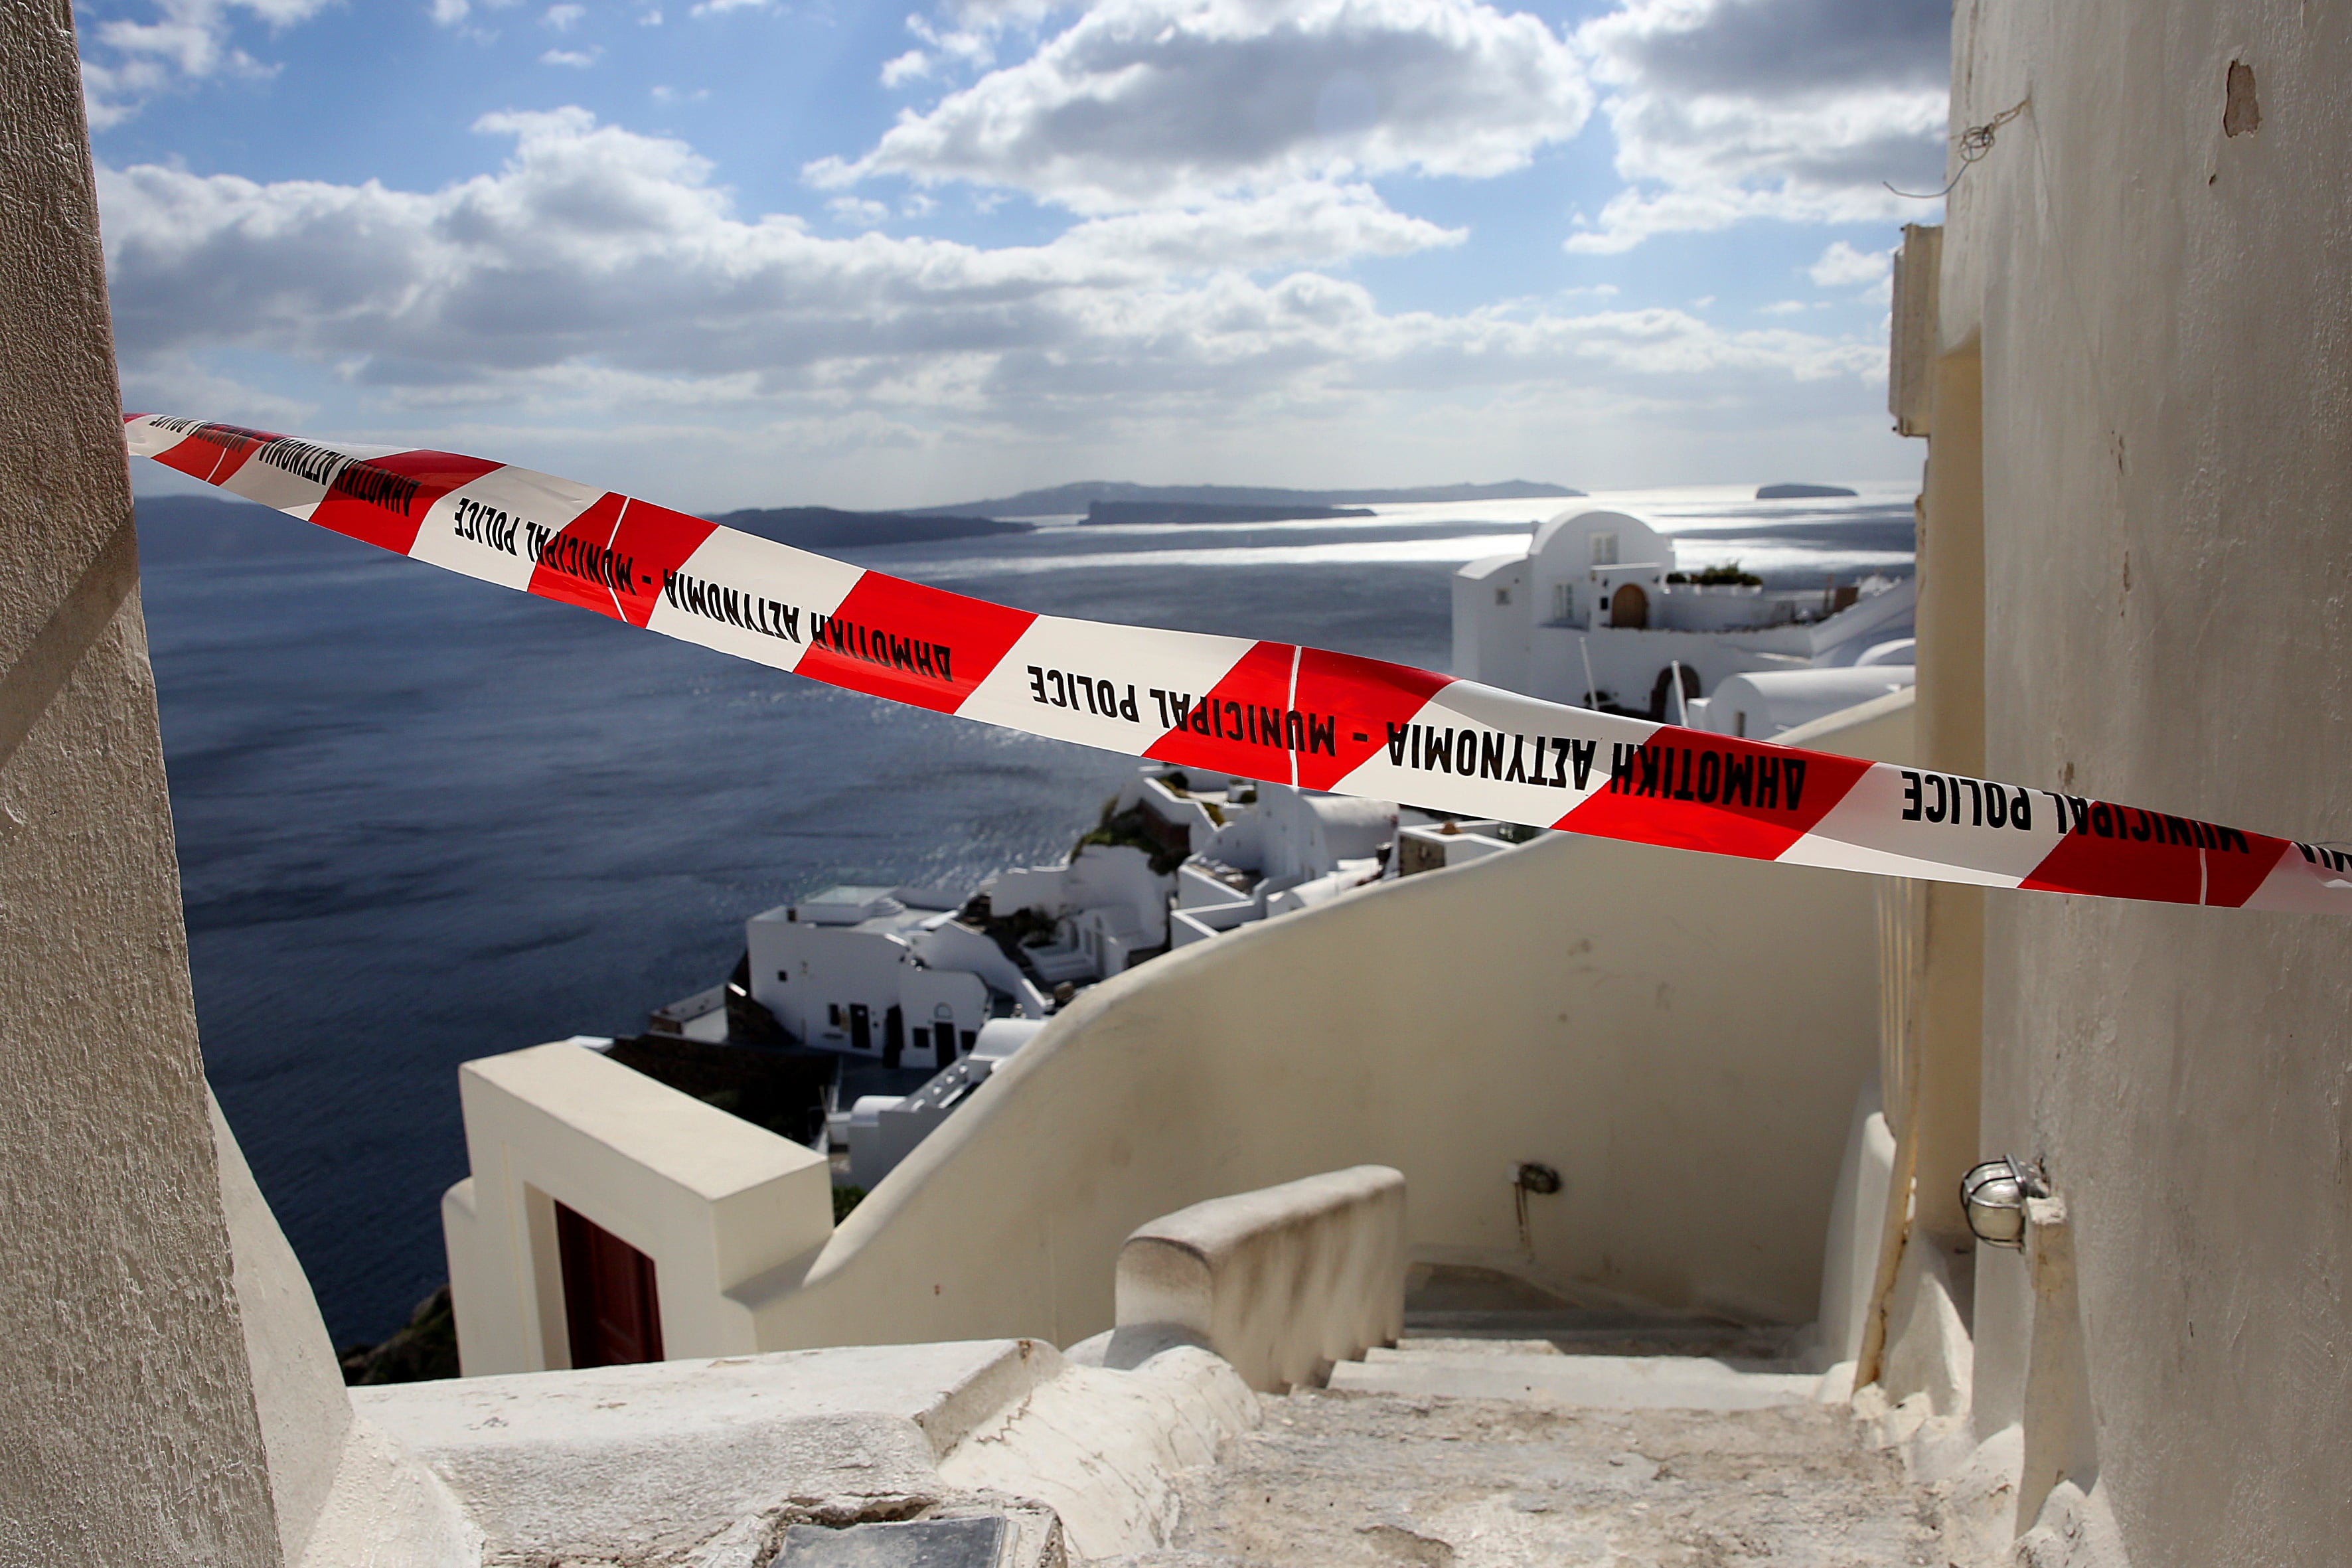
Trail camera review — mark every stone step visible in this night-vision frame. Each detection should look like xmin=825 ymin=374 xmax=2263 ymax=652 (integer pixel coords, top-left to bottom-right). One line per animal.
xmin=1329 ymin=1348 xmax=1826 ymax=1411
xmin=1402 ymin=1313 xmax=1798 ymax=1358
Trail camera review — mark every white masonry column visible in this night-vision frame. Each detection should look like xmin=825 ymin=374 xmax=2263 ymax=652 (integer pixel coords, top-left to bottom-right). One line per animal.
xmin=0 ymin=5 xmax=284 ymax=1561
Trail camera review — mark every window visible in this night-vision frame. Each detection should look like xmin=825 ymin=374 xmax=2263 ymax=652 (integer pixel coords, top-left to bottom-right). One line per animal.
xmin=1589 ymin=531 xmax=1618 ymax=566
xmin=777 ymin=969 xmax=789 ymax=982
xmin=1551 ymin=582 xmax=1574 ymax=623
xmin=827 ymin=1002 xmax=842 ymax=1028
xmin=1495 ymin=588 xmax=1510 ymax=605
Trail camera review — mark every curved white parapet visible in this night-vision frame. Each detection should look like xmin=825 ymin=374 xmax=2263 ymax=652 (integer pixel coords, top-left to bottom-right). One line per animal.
xmin=1113 ymin=1166 xmax=1407 ymax=1394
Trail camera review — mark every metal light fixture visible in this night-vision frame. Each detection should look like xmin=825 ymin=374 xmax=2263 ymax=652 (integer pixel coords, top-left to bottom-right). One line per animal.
xmin=1959 ymin=1156 xmax=2047 ymax=1249
xmin=1512 ymin=1162 xmax=1561 ymax=1256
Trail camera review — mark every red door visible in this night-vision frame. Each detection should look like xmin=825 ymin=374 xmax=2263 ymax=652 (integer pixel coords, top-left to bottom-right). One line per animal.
xmin=555 ymin=1201 xmax=665 ymax=1368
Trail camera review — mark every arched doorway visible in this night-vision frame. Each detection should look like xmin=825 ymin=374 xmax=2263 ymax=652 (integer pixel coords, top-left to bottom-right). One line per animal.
xmin=1610 ymin=582 xmax=1649 ymax=629
xmin=1649 ymin=663 xmax=1702 ymax=721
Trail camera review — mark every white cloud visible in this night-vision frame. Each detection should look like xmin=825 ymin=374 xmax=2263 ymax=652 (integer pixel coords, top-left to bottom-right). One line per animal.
xmin=829 ymin=196 xmax=892 ymax=226
xmin=544 ymin=3 xmax=588 ymax=29
xmin=97 ymin=108 xmax=1881 ymax=481
xmin=934 ymin=0 xmax=1071 ymax=31
xmin=78 ymin=0 xmax=341 ymax=129
xmin=1807 ymin=238 xmax=1891 ymax=287
xmin=1757 ymin=299 xmax=1806 ymax=315
xmin=1061 ymin=182 xmax=1458 ymax=270
xmin=689 ymin=0 xmax=772 ymax=13
xmin=430 ymin=0 xmax=526 ymax=27
xmin=809 ymin=0 xmax=1593 ymax=212
xmin=541 ymin=45 xmax=601 ymax=64
xmin=881 ymin=49 xmax=933 ymax=86
xmin=905 ymin=11 xmax=1000 ymax=69
xmin=117 ymin=353 xmax=319 ymax=431
xmin=1567 ymin=0 xmax=1946 ymax=252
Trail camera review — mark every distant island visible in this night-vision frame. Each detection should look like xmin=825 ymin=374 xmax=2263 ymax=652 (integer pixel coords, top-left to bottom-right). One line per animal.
xmin=1086 ymin=500 xmax=1376 ymax=526
xmin=127 ymin=493 xmax=1031 ymax=565
xmin=921 ymin=479 xmax=1583 ymax=520
xmin=706 ymin=506 xmax=1030 ymax=549
xmin=1756 ymin=483 xmax=1859 ymax=500
xmin=132 ymin=477 xmax=1580 ymax=560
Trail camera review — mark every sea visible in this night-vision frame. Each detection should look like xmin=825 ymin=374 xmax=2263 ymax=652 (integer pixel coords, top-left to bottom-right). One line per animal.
xmin=138 ymin=481 xmax=1916 ymax=1346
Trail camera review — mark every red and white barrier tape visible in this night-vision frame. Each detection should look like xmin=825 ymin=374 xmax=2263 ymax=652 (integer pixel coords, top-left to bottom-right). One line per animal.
xmin=124 ymin=414 xmax=2351 ymax=915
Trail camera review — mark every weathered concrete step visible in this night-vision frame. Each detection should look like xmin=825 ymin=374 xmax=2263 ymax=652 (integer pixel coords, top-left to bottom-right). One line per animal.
xmin=1328 ymin=1348 xmax=1825 ymax=1411
xmin=1402 ymin=1314 xmax=1797 ymax=1358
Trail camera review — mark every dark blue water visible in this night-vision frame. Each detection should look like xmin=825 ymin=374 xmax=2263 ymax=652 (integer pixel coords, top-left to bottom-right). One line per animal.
xmin=140 ymin=487 xmax=1910 ymax=1345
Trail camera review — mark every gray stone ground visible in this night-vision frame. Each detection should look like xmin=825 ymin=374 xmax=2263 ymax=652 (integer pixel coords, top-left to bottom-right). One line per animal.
xmin=1111 ymin=1381 xmax=1940 ymax=1567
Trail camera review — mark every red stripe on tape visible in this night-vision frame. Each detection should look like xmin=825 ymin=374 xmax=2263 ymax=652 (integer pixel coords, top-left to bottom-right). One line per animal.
xmin=527 ymin=494 xmax=716 ymax=628
xmin=1559 ymin=732 xmax=1867 ymax=860
xmin=313 ymin=449 xmax=503 ymax=556
xmin=2019 ymin=801 xmax=2292 ymax=905
xmin=1291 ymin=649 xmax=1452 ymax=792
xmin=803 ymin=574 xmax=1036 ymax=713
xmin=149 ymin=421 xmax=275 ymax=485
xmin=1143 ymin=641 xmax=1302 ymax=778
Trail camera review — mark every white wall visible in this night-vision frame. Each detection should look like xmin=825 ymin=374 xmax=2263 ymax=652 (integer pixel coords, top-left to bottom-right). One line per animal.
xmin=732 ymin=700 xmax=1906 ymax=1353
xmin=900 ymin=966 xmax=988 ymax=1065
xmin=1529 ymin=509 xmax=1674 ymax=613
xmin=986 ymin=862 xmax=1067 ymax=913
xmin=445 ymin=1042 xmax=833 ymax=1375
xmin=751 ymin=915 xmax=990 ymax=1061
xmin=1450 ymin=554 xmax=1527 ymax=686
xmin=0 ymin=15 xmax=285 ymax=1559
xmin=1528 ymin=623 xmax=1814 ymax=716
xmin=749 ymin=913 xmax=915 ymax=1046
xmin=1936 ymin=3 xmax=2352 ymax=1561
xmin=1255 ymin=784 xmax=1395 ymax=888
xmin=1702 ymin=668 xmax=1918 ymax=740
xmin=1060 ymin=842 xmax=1175 ymax=948
xmin=912 ymin=919 xmax=1050 ymax=1018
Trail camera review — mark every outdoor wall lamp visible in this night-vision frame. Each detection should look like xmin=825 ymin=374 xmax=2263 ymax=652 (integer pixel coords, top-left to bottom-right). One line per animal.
xmin=1512 ymin=1162 xmax=1561 ymax=1255
xmin=1959 ymin=1156 xmax=2048 ymax=1249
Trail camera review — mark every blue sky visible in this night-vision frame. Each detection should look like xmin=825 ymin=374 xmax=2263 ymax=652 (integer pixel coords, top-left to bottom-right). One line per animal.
xmin=82 ymin=0 xmax=1948 ymax=510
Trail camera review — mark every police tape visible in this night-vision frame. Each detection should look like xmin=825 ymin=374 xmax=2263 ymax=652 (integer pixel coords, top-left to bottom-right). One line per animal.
xmin=123 ymin=414 xmax=2352 ymax=915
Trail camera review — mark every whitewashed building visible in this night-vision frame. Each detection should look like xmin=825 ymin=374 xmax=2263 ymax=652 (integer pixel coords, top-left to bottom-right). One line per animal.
xmin=726 ymin=767 xmax=1418 ymax=1075
xmin=1452 ymin=507 xmax=1916 ymax=733
xmin=745 ymin=886 xmax=1047 ymax=1072
xmin=844 ymin=1017 xmax=1048 ymax=1188
xmin=1164 ymin=776 xmax=1396 ymax=947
